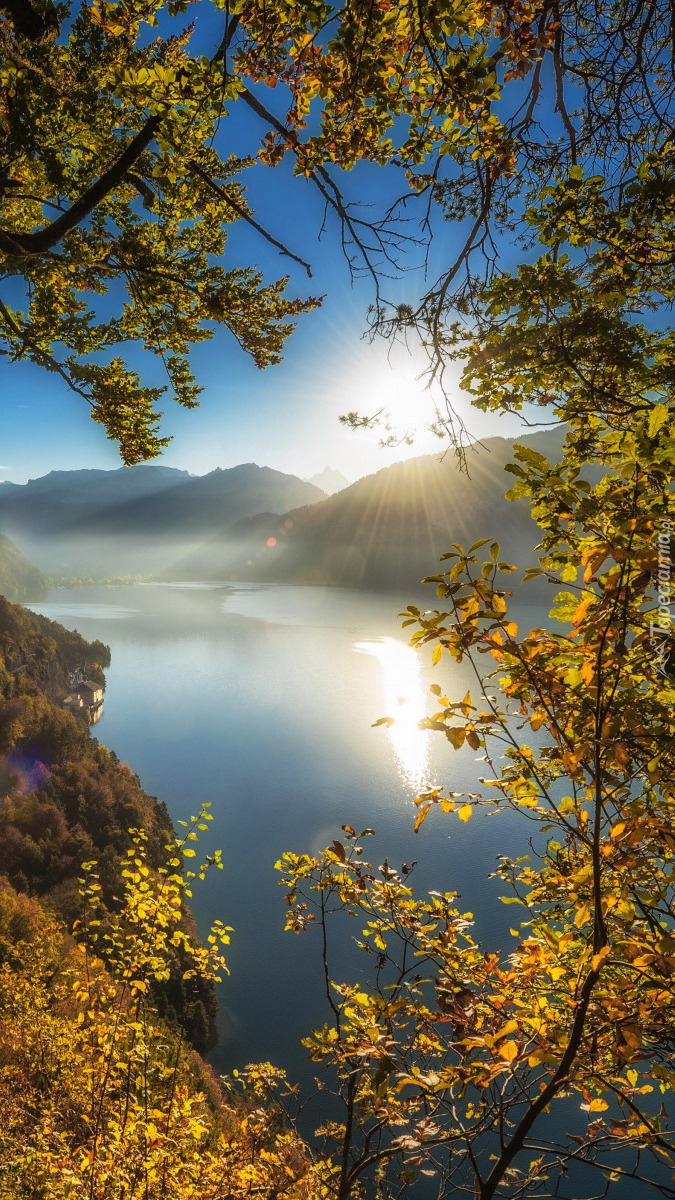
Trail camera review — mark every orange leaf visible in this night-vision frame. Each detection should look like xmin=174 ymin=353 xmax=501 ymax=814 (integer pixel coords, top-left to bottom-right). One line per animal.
xmin=571 ymin=597 xmax=594 ymax=626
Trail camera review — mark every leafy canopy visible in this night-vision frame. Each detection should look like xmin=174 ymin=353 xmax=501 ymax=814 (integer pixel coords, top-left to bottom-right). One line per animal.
xmin=269 ymin=132 xmax=675 ymax=1197
xmin=1 ymin=0 xmax=625 ymax=462
xmin=0 ymin=0 xmax=321 ymax=464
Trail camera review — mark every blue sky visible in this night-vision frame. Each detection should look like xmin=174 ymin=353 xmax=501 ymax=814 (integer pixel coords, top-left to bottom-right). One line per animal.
xmin=0 ymin=6 xmax=527 ymax=485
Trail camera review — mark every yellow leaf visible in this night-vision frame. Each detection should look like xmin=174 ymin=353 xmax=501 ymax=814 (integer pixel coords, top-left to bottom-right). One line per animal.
xmin=446 ymin=726 xmax=465 ymax=750
xmin=571 ymin=596 xmax=593 ymax=626
xmin=493 ymin=1019 xmax=519 ymax=1041
xmin=501 ymin=1040 xmax=518 ymax=1062
xmin=414 ymin=803 xmax=432 ymax=833
xmin=591 ymin=946 xmax=610 ymax=971
xmin=574 ymin=905 xmax=590 ymax=928
xmin=458 ymin=803 xmax=472 ymax=822
xmin=613 ymin=744 xmax=630 ymax=769
xmin=580 ymin=660 xmax=595 ymax=686
xmin=432 ymin=644 xmax=443 ymax=665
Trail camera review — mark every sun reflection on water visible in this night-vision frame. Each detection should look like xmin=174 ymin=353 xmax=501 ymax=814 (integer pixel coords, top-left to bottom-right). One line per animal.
xmin=356 ymin=637 xmax=433 ymax=795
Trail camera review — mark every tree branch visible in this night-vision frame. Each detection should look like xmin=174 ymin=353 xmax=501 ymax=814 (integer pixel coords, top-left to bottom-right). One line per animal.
xmin=239 ymin=86 xmax=390 ymax=295
xmin=480 ymin=965 xmax=599 ymax=1199
xmin=5 ymin=115 xmax=164 ymax=256
xmin=0 ymin=296 xmax=92 ymax=402
xmin=188 ymin=159 xmax=312 ymax=276
xmin=0 ymin=15 xmax=241 ymax=256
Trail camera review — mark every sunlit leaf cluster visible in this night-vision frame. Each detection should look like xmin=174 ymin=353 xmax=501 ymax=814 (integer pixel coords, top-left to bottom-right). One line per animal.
xmin=0 ymin=0 xmax=320 ymax=463
xmin=0 ymin=817 xmax=326 ymax=1198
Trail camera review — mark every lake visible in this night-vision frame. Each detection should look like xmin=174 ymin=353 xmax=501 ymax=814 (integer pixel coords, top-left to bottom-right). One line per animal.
xmin=30 ymin=581 xmax=526 ymax=1088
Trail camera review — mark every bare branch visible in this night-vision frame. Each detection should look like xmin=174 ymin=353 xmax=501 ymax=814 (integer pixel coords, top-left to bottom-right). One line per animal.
xmin=188 ymin=159 xmax=313 ymax=276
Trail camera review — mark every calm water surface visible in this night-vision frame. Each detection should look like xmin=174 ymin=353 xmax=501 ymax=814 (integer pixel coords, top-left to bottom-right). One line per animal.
xmin=31 ymin=582 xmax=523 ymax=1085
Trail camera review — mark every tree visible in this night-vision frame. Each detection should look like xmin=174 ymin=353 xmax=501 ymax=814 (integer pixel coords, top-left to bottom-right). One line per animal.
xmin=0 ymin=817 xmax=329 ymax=1198
xmin=251 ymin=52 xmax=675 ymax=1200
xmin=4 ymin=0 xmax=647 ymax=463
xmin=231 ymin=0 xmax=675 ymax=445
xmin=0 ymin=0 xmax=325 ymax=465
xmin=265 ymin=126 xmax=675 ymax=1195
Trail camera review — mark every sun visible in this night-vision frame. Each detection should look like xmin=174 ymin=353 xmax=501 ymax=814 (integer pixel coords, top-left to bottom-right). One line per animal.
xmin=346 ymin=347 xmax=458 ymax=458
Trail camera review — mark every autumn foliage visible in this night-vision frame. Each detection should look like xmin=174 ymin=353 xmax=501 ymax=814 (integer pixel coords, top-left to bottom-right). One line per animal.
xmin=0 ymin=820 xmax=327 ymax=1199
xmin=4 ymin=1 xmax=675 ymax=1197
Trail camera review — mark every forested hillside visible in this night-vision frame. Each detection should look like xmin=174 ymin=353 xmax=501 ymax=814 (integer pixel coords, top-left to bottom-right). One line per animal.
xmin=0 ymin=851 xmax=314 ymax=1197
xmin=0 ymin=596 xmax=315 ymax=1196
xmin=0 ymin=596 xmax=216 ymax=1050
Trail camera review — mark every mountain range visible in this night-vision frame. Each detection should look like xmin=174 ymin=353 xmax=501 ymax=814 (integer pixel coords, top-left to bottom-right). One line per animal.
xmin=0 ymin=464 xmax=326 ymax=577
xmin=0 ymin=428 xmax=567 ymax=591
xmin=306 ymin=467 xmax=351 ymax=495
xmin=169 ymin=427 xmax=566 ymax=592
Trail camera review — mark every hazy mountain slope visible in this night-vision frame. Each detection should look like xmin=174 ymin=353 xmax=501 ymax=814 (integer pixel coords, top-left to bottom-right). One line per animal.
xmin=0 ymin=534 xmax=48 ymax=602
xmin=84 ymin=463 xmax=326 ymax=538
xmin=0 ymin=465 xmax=191 ymax=537
xmin=0 ymin=464 xmax=326 ymax=577
xmin=169 ymin=427 xmax=567 ymax=591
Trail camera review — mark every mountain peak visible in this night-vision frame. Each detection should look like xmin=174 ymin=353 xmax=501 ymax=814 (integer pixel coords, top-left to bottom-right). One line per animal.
xmin=307 ymin=467 xmax=351 ymax=495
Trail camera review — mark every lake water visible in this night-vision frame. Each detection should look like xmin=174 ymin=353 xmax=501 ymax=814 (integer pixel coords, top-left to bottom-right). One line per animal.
xmin=25 ymin=581 xmax=655 ymax=1197
xmin=30 ymin=582 xmax=525 ymax=1085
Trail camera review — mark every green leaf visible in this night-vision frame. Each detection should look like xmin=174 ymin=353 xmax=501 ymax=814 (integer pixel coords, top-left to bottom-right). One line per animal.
xmin=648 ymin=403 xmax=670 ymax=438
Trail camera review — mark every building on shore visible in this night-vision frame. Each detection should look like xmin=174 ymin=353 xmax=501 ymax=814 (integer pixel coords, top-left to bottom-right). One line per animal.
xmin=63 ymin=673 xmax=104 ymax=722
